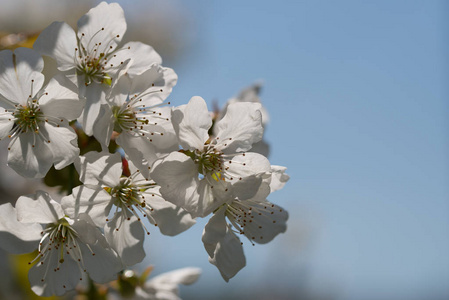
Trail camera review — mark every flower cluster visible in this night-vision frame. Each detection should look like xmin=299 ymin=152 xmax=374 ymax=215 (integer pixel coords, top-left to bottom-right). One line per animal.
xmin=0 ymin=2 xmax=289 ymax=298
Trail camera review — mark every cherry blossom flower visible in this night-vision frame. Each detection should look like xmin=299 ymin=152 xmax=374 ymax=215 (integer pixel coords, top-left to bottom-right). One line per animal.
xmin=10 ymin=191 xmax=122 ymax=297
xmin=62 ymin=151 xmax=195 ymax=266
xmin=92 ymin=64 xmax=178 ymax=176
xmin=0 ymin=47 xmax=83 ymax=178
xmin=202 ymin=183 xmax=288 ymax=281
xmin=139 ymin=267 xmax=201 ymax=300
xmin=34 ymin=1 xmax=164 ymax=135
xmin=109 ymin=267 xmax=201 ymax=300
xmin=270 ymin=165 xmax=290 ymax=192
xmin=151 ymin=96 xmax=271 ymax=218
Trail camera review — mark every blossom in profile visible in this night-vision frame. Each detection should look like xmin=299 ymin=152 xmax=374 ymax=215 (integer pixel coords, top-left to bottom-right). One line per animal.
xmin=109 ymin=267 xmax=201 ymax=300
xmin=0 ymin=47 xmax=82 ymax=178
xmin=34 ymin=1 xmax=164 ymax=135
xmin=202 ymin=183 xmax=288 ymax=281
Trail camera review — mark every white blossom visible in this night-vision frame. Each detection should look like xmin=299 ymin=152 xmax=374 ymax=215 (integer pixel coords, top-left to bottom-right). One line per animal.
xmin=151 ymin=96 xmax=271 ymax=218
xmin=202 ymin=184 xmax=288 ymax=281
xmin=93 ymin=65 xmax=178 ymax=176
xmin=11 ymin=191 xmax=122 ymax=297
xmin=34 ymin=1 xmax=163 ymax=135
xmin=109 ymin=267 xmax=201 ymax=300
xmin=62 ymin=151 xmax=195 ymax=266
xmin=0 ymin=47 xmax=82 ymax=178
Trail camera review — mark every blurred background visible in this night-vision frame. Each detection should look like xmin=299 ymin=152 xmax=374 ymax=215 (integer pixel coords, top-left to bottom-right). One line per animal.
xmin=0 ymin=0 xmax=448 ymax=299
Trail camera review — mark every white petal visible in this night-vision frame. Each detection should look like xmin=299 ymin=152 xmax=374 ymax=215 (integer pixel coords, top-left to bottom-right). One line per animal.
xmin=198 ymin=177 xmax=228 ymax=217
xmin=0 ymin=114 xmax=14 ymax=140
xmin=119 ymin=106 xmax=178 ymax=150
xmin=202 ymin=209 xmax=245 ymax=282
xmin=92 ymin=104 xmax=114 ymax=148
xmin=250 ymin=139 xmax=270 ymax=157
xmin=132 ymin=64 xmax=175 ymax=95
xmin=249 ymin=181 xmax=272 ymax=201
xmin=16 ymin=191 xmax=64 ymax=224
xmin=150 ymin=152 xmax=202 ymax=217
xmin=172 ymin=97 xmax=211 ymax=150
xmin=145 ymin=189 xmax=196 ymax=236
xmin=33 ymin=21 xmax=77 ymax=71
xmin=212 ymin=228 xmax=246 ymax=282
xmin=39 ymin=74 xmax=84 ymax=121
xmin=232 ymin=199 xmax=288 ymax=244
xmin=0 ymin=50 xmax=18 ymax=105
xmin=133 ymin=66 xmax=177 ymax=106
xmin=78 ymin=82 xmax=108 ymax=135
xmin=224 ymin=152 xmax=271 ymax=200
xmin=136 ymin=106 xmax=179 ymax=149
xmin=14 ymin=47 xmax=45 ymax=95
xmin=270 ymin=165 xmax=290 ymax=192
xmin=80 ymin=241 xmax=122 ymax=283
xmin=72 ymin=214 xmax=122 ymax=283
xmin=215 ymin=102 xmax=263 ymax=153
xmin=71 ymin=213 xmax=102 ymax=245
xmin=78 ymin=151 xmax=122 ymax=188
xmin=226 ymin=152 xmax=271 ymax=178
xmin=7 ymin=133 xmax=53 ymax=178
xmin=226 ymin=82 xmax=269 ymax=125
xmin=0 ymin=48 xmax=44 ymax=104
xmin=231 ymin=175 xmax=265 ymax=201
xmin=77 ymin=2 xmax=126 ymax=54
xmin=109 ymin=42 xmax=163 ymax=77
xmin=0 ymin=203 xmax=42 ymax=254
xmin=61 ymin=186 xmax=112 ymax=227
xmin=29 ymin=252 xmax=82 ymax=297
xmin=148 ymin=267 xmax=201 ymax=286
xmin=104 ymin=212 xmax=146 ymax=267
xmin=202 ymin=206 xmax=227 ymax=258
xmin=109 ymin=68 xmax=131 ymax=104
xmin=117 ymin=127 xmax=178 ymax=178
xmin=41 ymin=121 xmax=79 ymax=170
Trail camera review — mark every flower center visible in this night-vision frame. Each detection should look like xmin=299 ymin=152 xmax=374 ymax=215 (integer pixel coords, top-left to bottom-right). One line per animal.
xmin=76 ymin=53 xmax=111 ymax=85
xmin=106 ymin=175 xmax=157 ymax=235
xmin=183 ymin=147 xmax=224 ymax=180
xmin=110 ymin=177 xmax=145 ymax=208
xmin=74 ymin=28 xmax=125 ymax=86
xmin=112 ymin=105 xmax=146 ymax=133
xmin=29 ymin=217 xmax=80 ymax=269
xmin=13 ymin=101 xmax=44 ymax=133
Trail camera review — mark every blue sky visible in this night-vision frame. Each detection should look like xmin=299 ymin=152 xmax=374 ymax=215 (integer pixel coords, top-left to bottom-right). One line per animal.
xmin=126 ymin=1 xmax=449 ymax=299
